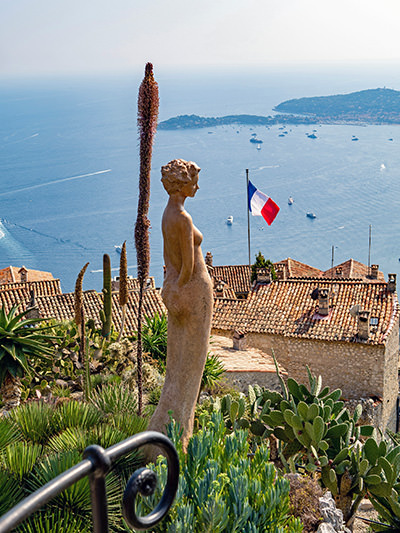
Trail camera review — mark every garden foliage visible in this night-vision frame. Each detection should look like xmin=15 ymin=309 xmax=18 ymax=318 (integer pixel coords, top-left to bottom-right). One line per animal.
xmin=136 ymin=412 xmax=303 ymax=533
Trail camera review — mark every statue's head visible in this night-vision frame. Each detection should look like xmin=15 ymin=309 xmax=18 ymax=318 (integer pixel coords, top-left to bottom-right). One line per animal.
xmin=161 ymin=159 xmax=200 ymax=194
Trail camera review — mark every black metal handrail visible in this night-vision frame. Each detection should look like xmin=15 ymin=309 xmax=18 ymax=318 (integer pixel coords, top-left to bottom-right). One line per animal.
xmin=0 ymin=430 xmax=179 ymax=533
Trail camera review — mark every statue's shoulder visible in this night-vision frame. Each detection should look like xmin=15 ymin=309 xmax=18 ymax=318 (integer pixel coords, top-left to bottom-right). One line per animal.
xmin=177 ymin=209 xmax=193 ymax=225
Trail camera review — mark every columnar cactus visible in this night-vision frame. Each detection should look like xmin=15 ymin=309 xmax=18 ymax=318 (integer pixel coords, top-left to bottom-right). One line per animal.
xmin=100 ymin=254 xmax=112 ymax=338
xmin=117 ymin=241 xmax=128 ymax=342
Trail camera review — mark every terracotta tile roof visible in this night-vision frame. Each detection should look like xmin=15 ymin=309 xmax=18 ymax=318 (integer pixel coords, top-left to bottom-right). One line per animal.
xmin=210 ymin=259 xmax=323 ymax=295
xmin=110 ymin=289 xmax=166 ymax=335
xmin=210 ymin=265 xmax=251 ymax=295
xmin=323 ymin=259 xmax=385 ymax=282
xmin=111 ymin=276 xmax=156 ymax=292
xmin=275 ymin=258 xmax=323 ymax=278
xmin=0 ymin=279 xmax=62 ymax=313
xmin=36 ymin=291 xmax=103 ymax=325
xmin=213 ymin=278 xmax=399 ymax=346
xmin=33 ymin=284 xmax=165 ymax=336
xmin=0 ymin=266 xmax=55 ymax=285
xmin=213 ymin=281 xmax=237 ymax=300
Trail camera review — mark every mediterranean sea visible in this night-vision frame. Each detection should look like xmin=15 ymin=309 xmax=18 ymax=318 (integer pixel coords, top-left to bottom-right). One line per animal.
xmin=1 ymin=64 xmax=400 ymax=292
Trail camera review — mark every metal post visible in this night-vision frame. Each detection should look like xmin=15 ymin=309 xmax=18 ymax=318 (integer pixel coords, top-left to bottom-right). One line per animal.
xmin=83 ymin=445 xmax=111 ymax=533
xmin=368 ymin=224 xmax=372 ymax=277
xmin=246 ymin=169 xmax=251 ymax=272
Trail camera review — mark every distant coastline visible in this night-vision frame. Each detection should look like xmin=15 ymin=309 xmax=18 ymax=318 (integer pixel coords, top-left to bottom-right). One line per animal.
xmin=158 ymin=88 xmax=400 ymax=130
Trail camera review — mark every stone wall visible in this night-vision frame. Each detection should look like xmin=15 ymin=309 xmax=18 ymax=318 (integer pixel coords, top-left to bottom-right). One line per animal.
xmin=212 ymin=324 xmax=399 ymax=432
xmin=286 ymin=338 xmax=385 ymax=400
xmin=223 ymin=370 xmax=283 ymax=394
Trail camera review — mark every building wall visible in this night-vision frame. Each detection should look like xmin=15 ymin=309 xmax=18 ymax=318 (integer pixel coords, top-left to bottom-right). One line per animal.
xmin=223 ymin=371 xmax=283 ymax=394
xmin=286 ymin=338 xmax=385 ymax=400
xmin=212 ymin=324 xmax=399 ymax=431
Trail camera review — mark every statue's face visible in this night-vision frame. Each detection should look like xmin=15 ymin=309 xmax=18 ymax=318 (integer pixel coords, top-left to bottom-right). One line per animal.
xmin=181 ymin=174 xmax=199 ymax=198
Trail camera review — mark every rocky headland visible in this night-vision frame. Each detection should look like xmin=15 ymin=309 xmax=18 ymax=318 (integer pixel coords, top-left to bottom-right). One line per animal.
xmin=158 ymin=88 xmax=400 ymax=129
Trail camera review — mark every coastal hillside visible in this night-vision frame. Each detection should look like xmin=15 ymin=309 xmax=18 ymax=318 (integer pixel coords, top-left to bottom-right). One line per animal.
xmin=274 ymin=87 xmax=400 ymax=122
xmin=158 ymin=113 xmax=315 ymax=130
xmin=159 ymin=88 xmax=400 ymax=129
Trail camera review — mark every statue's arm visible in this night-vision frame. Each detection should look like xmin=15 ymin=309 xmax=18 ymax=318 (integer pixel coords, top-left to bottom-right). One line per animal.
xmin=177 ymin=213 xmax=194 ymax=287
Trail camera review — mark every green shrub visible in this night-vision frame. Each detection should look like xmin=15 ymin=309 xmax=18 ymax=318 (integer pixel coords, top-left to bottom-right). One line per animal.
xmin=136 ymin=412 xmax=303 ymax=532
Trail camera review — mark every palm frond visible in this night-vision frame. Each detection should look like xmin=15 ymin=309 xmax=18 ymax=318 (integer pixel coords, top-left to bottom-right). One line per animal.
xmin=28 ymin=450 xmax=121 ymax=522
xmin=1 ymin=442 xmax=43 ymax=481
xmin=17 ymin=508 xmax=91 ymax=533
xmin=90 ymin=384 xmax=138 ymax=415
xmin=0 ymin=417 xmax=22 ymax=451
xmin=0 ymin=468 xmax=24 ymax=515
xmin=9 ymin=401 xmax=57 ymax=444
xmin=53 ymin=400 xmax=103 ymax=432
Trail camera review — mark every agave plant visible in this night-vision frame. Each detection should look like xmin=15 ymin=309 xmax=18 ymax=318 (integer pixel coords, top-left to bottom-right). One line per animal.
xmin=201 ymin=352 xmax=225 ymax=392
xmin=141 ymin=312 xmax=167 ymax=369
xmin=0 ymin=305 xmax=57 ymax=411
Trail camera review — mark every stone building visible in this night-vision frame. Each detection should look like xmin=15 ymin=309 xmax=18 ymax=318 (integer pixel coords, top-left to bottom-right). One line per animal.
xmin=207 ymin=254 xmax=386 ymax=298
xmin=0 ymin=266 xmax=55 ymax=285
xmin=212 ymin=272 xmax=399 ymax=431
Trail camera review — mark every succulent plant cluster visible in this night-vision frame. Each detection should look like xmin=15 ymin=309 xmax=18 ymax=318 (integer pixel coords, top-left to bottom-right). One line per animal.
xmin=201 ymin=362 xmax=400 ymax=527
xmin=136 ymin=412 xmax=303 ymax=533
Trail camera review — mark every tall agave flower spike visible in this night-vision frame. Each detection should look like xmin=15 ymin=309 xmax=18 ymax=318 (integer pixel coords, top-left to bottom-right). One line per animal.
xmin=74 ymin=262 xmax=89 ymax=326
xmin=135 ymin=62 xmax=159 ymax=414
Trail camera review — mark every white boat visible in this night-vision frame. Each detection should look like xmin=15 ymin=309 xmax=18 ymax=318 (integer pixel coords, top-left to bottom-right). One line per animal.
xmin=226 ymin=216 xmax=233 ymax=225
xmin=115 ymin=245 xmax=122 ymax=254
xmin=288 ymin=197 xmax=294 ymax=205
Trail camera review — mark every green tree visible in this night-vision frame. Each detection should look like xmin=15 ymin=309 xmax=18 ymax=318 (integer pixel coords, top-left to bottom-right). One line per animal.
xmin=0 ymin=306 xmax=56 ymax=411
xmin=251 ymin=251 xmax=276 ymax=282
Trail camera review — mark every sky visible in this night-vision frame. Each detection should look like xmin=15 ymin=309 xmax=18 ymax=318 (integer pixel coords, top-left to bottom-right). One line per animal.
xmin=1 ymin=0 xmax=400 ymax=77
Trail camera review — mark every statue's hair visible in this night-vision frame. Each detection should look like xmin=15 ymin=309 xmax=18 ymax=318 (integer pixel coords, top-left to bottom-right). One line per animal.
xmin=161 ymin=159 xmax=200 ymax=194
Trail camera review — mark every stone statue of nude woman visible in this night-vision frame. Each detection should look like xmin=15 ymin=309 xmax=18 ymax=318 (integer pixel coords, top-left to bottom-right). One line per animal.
xmin=147 ymin=159 xmax=213 ymax=450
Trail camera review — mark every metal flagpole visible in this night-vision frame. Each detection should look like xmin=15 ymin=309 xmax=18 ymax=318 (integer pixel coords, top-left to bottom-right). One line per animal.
xmin=246 ymin=169 xmax=251 ymax=271
xmin=368 ymin=224 xmax=372 ymax=277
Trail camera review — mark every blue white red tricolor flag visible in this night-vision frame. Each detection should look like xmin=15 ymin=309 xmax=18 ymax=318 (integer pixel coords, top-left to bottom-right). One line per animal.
xmin=248 ymin=180 xmax=280 ymax=225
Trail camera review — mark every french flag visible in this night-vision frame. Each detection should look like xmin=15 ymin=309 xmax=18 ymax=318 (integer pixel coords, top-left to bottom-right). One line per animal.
xmin=248 ymin=180 xmax=280 ymax=225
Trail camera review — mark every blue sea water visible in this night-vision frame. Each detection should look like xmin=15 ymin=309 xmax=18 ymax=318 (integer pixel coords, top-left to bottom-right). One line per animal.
xmin=1 ymin=65 xmax=400 ymax=292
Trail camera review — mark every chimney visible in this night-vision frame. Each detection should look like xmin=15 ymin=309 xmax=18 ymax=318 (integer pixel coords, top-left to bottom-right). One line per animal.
xmin=233 ymin=330 xmax=246 ymax=350
xmin=111 ymin=276 xmax=120 ymax=292
xmin=256 ymin=267 xmax=271 ymax=284
xmin=370 ymin=264 xmax=379 ymax=280
xmin=357 ymin=309 xmax=370 ymax=340
xmin=318 ymin=288 xmax=329 ymax=316
xmin=205 ymin=251 xmax=213 ymax=267
xmin=275 ymin=263 xmax=286 ymax=280
xmin=335 ymin=267 xmax=343 ymax=278
xmin=388 ymin=273 xmax=397 ymax=293
xmin=215 ymin=280 xmax=226 ymax=297
xmin=19 ymin=266 xmax=28 ymax=283
xmin=25 ymin=290 xmax=39 ymax=319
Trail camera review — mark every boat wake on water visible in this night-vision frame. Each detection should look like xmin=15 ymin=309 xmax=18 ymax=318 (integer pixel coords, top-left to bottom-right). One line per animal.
xmin=0 ymin=169 xmax=112 ymax=198
xmin=0 ymin=220 xmax=35 ymax=262
xmin=254 ymin=165 xmax=280 ymax=171
xmin=0 ymin=218 xmax=88 ymax=250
